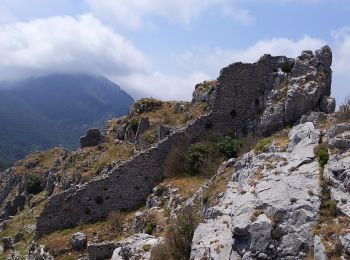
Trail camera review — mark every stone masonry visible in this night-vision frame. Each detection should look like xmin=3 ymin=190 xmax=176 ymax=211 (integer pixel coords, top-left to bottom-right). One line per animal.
xmin=35 ymin=46 xmax=334 ymax=237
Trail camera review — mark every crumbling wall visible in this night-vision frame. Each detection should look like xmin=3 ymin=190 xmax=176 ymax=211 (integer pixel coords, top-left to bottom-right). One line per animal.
xmin=35 ymin=46 xmax=334 ymax=237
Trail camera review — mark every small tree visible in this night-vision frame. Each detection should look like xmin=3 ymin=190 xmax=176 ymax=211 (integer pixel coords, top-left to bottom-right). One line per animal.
xmin=25 ymin=175 xmax=42 ymax=195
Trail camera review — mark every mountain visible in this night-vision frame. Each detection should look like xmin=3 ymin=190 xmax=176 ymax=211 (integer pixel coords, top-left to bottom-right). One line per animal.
xmin=0 ymin=74 xmax=133 ymax=169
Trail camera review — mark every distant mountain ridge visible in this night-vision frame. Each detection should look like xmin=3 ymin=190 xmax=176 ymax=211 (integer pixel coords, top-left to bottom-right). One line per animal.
xmin=0 ymin=74 xmax=134 ymax=169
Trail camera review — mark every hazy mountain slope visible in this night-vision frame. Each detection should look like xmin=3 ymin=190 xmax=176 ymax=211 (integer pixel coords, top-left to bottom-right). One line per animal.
xmin=0 ymin=74 xmax=133 ymax=169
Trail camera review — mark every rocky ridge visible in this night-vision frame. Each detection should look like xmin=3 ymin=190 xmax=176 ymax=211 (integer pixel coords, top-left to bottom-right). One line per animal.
xmin=0 ymin=46 xmax=347 ymax=260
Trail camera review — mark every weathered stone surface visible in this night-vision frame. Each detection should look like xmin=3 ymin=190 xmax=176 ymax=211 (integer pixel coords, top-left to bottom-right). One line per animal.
xmin=324 ymin=152 xmax=350 ymax=216
xmin=320 ymin=96 xmax=336 ymax=114
xmin=191 ymin=123 xmax=321 ymax=259
xmin=80 ymin=128 xmax=101 ymax=148
xmin=71 ymin=232 xmax=87 ymax=251
xmin=27 ymin=243 xmax=54 ymax=260
xmin=314 ymin=235 xmax=328 ymax=260
xmin=35 ymin=47 xmax=333 ymax=237
xmin=87 ymin=241 xmax=117 ymax=260
xmin=135 ymin=117 xmax=150 ymax=141
xmin=249 ymin=214 xmax=272 ymax=253
xmin=339 ymin=233 xmax=350 ymax=255
xmin=300 ymin=111 xmax=326 ymax=125
xmin=111 ymin=234 xmax=164 ymax=260
xmin=159 ymin=125 xmax=171 ymax=140
xmin=2 ymin=237 xmax=13 ymax=251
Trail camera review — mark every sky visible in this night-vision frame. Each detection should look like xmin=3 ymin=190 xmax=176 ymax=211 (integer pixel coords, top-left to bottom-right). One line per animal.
xmin=0 ymin=0 xmax=349 ymax=103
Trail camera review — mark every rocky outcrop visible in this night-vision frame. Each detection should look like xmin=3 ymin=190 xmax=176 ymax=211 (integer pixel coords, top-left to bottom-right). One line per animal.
xmin=71 ymin=232 xmax=87 ymax=251
xmin=191 ymin=122 xmax=322 ymax=259
xmin=80 ymin=128 xmax=102 ymax=148
xmin=34 ymin=46 xmax=334 ymax=238
xmin=111 ymin=234 xmax=164 ymax=260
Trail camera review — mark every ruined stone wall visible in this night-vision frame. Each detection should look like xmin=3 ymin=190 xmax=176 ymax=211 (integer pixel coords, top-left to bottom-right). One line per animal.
xmin=209 ymin=55 xmax=281 ymax=135
xmin=35 ymin=46 xmax=333 ymax=237
xmin=35 ymin=116 xmax=211 ymax=237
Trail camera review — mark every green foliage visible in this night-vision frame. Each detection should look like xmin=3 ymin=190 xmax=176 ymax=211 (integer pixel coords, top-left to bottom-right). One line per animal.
xmin=145 ymin=222 xmax=156 ymax=235
xmin=282 ymin=61 xmax=294 ymax=73
xmin=216 ymin=136 xmax=242 ymax=158
xmin=0 ymin=74 xmax=134 ymax=167
xmin=25 ymin=175 xmax=42 ymax=195
xmin=164 ymin=134 xmax=242 ymax=178
xmin=314 ymin=144 xmax=329 ymax=168
xmin=187 ymin=142 xmax=215 ymax=176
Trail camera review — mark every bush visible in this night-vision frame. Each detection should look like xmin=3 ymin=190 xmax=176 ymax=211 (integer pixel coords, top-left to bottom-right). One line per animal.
xmin=145 ymin=222 xmax=156 ymax=235
xmin=151 ymin=212 xmax=199 ymax=260
xmin=187 ymin=142 xmax=215 ymax=176
xmin=108 ymin=211 xmax=124 ymax=233
xmin=282 ymin=61 xmax=294 ymax=73
xmin=314 ymin=144 xmax=329 ymax=168
xmin=25 ymin=175 xmax=42 ymax=195
xmin=216 ymin=136 xmax=242 ymax=158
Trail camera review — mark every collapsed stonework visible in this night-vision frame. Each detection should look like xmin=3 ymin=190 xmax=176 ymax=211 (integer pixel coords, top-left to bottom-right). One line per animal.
xmin=34 ymin=46 xmax=335 ymax=237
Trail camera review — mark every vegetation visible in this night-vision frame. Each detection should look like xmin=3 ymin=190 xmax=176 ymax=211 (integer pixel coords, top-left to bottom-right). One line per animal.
xmin=164 ymin=134 xmax=242 ymax=178
xmin=151 ymin=212 xmax=200 ymax=260
xmin=25 ymin=175 xmax=42 ymax=195
xmin=255 ymin=138 xmax=272 ymax=153
xmin=0 ymin=74 xmax=133 ymax=169
xmin=314 ymin=143 xmax=330 ymax=168
xmin=282 ymin=61 xmax=294 ymax=73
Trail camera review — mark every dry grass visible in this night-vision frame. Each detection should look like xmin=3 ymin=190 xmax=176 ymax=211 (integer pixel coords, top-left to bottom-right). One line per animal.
xmin=338 ymin=95 xmax=350 ymax=123
xmin=162 ymin=176 xmax=207 ymax=199
xmin=202 ymin=167 xmax=233 ymax=205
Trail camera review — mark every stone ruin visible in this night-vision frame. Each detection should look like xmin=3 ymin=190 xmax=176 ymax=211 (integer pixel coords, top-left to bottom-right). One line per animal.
xmin=34 ymin=46 xmax=335 ymax=237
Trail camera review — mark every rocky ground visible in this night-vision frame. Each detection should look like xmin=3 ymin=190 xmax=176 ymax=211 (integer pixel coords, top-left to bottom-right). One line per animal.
xmin=1 ymin=47 xmax=349 ymax=260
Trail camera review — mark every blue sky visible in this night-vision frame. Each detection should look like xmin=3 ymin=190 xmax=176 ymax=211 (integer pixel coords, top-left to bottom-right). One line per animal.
xmin=0 ymin=0 xmax=349 ymax=103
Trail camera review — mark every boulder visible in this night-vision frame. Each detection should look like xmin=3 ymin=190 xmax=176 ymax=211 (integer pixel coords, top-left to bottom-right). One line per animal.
xmin=80 ymin=128 xmax=101 ymax=148
xmin=191 ymin=123 xmax=321 ymax=259
xmin=320 ymin=96 xmax=336 ymax=114
xmin=71 ymin=232 xmax=87 ymax=251
xmin=249 ymin=214 xmax=272 ymax=253
xmin=300 ymin=111 xmax=326 ymax=125
xmin=111 ymin=234 xmax=164 ymax=260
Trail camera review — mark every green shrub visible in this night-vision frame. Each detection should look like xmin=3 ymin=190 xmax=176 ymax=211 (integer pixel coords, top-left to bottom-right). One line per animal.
xmin=187 ymin=142 xmax=214 ymax=176
xmin=282 ymin=61 xmax=294 ymax=73
xmin=145 ymin=222 xmax=156 ymax=235
xmin=165 ymin=212 xmax=199 ymax=260
xmin=129 ymin=118 xmax=139 ymax=133
xmin=314 ymin=144 xmax=329 ymax=168
xmin=25 ymin=175 xmax=42 ymax=195
xmin=216 ymin=136 xmax=242 ymax=158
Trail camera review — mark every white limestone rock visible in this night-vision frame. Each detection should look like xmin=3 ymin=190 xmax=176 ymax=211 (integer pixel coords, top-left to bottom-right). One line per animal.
xmin=191 ymin=123 xmax=321 ymax=259
xmin=111 ymin=234 xmax=164 ymax=260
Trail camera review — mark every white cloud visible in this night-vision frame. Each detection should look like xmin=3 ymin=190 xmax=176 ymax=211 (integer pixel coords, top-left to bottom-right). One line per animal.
xmin=0 ymin=14 xmax=149 ymax=80
xmin=170 ymin=35 xmax=326 ymax=77
xmin=87 ymin=0 xmax=255 ymax=29
xmin=331 ymin=27 xmax=350 ymax=103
